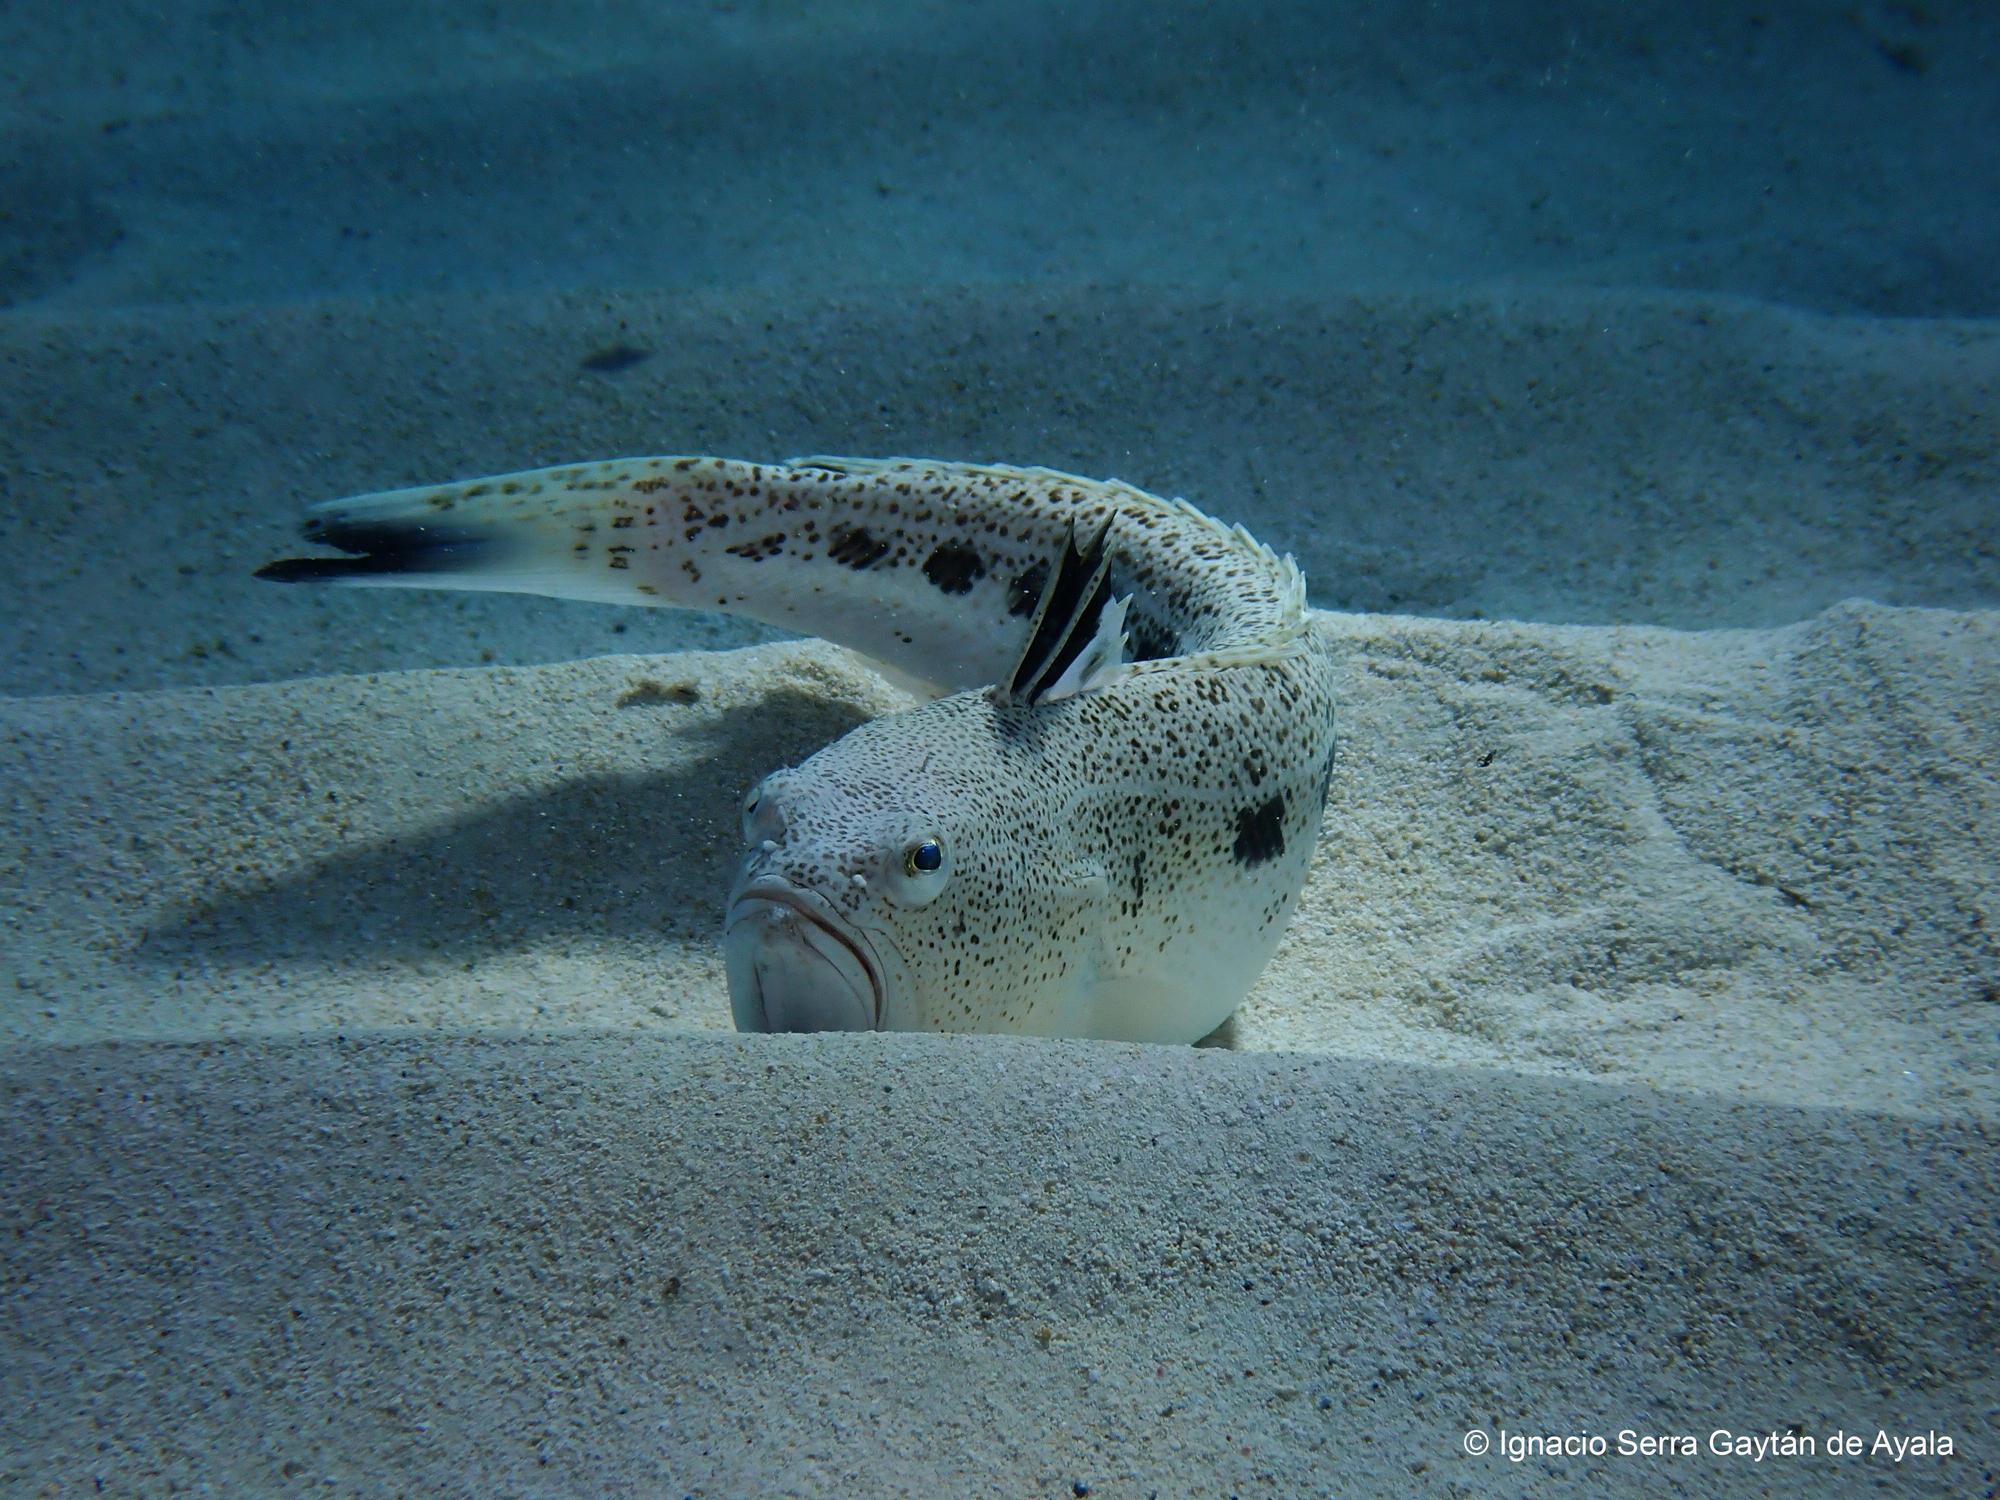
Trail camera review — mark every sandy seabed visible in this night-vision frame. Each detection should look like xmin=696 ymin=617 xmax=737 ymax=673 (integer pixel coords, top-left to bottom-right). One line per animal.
xmin=4 ymin=600 xmax=1994 ymax=1495
xmin=3 ymin=1 xmax=1998 ymax=1494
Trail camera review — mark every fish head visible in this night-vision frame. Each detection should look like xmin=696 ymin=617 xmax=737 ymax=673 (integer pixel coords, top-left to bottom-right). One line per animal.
xmin=724 ymin=695 xmax=1097 ymax=1034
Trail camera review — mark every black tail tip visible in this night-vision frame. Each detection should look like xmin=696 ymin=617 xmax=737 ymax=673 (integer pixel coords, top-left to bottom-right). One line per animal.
xmin=255 ymin=517 xmax=495 ymax=584
xmin=256 ymin=557 xmax=370 ymax=583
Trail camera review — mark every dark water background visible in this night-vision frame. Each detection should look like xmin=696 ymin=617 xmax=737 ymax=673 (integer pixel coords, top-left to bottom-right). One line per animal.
xmin=10 ymin=1 xmax=1998 ymax=314
xmin=2 ymin=0 xmax=1994 ymax=690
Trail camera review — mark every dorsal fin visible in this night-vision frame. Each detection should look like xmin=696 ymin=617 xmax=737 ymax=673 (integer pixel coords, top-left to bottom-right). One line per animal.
xmin=1037 ymin=593 xmax=1131 ymax=704
xmin=995 ymin=517 xmax=1127 ymax=706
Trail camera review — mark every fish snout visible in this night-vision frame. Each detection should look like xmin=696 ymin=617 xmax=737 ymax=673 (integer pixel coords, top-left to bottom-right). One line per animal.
xmin=724 ymin=879 xmax=884 ymax=1033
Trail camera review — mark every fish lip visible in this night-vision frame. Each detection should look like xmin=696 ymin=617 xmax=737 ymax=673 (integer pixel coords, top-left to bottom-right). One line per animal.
xmin=725 ymin=878 xmax=885 ymax=1029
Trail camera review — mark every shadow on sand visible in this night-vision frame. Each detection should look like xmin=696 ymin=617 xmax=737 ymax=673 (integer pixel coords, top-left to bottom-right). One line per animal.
xmin=131 ymin=684 xmax=876 ymax=973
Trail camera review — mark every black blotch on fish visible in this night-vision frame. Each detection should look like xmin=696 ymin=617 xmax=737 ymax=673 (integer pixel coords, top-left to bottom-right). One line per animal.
xmin=580 ymin=344 xmax=653 ymax=374
xmin=828 ymin=525 xmax=892 ymax=570
xmin=1008 ymin=561 xmax=1050 ymax=618
xmin=923 ymin=543 xmax=985 ymax=596
xmin=1232 ymin=795 xmax=1286 ymax=867
xmin=725 ymin=532 xmax=787 ymax=563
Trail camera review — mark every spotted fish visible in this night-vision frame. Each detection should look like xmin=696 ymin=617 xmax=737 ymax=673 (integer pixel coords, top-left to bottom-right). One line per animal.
xmin=260 ymin=456 xmax=1337 ymax=1042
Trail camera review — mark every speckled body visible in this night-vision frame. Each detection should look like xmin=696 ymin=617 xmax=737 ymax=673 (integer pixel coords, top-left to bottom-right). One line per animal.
xmin=264 ymin=456 xmax=1337 ymax=1042
xmin=741 ymin=647 xmax=1336 ymax=1040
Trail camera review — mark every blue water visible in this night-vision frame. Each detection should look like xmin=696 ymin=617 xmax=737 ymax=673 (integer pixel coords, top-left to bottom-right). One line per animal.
xmin=7 ymin=1 xmax=1997 ymax=315
xmin=4 ymin=0 xmax=1997 ymax=694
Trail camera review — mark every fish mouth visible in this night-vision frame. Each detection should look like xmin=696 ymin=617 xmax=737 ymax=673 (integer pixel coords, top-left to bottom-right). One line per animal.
xmin=724 ymin=878 xmax=885 ymax=1033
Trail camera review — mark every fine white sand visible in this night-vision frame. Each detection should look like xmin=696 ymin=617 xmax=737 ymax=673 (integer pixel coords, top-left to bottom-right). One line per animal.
xmin=6 ymin=609 xmax=1997 ymax=1119
xmin=3 ymin=609 xmax=1996 ymax=1494
xmin=4 ymin=0 xmax=1998 ymax=1493
xmin=3 ymin=1032 xmax=1992 ymax=1496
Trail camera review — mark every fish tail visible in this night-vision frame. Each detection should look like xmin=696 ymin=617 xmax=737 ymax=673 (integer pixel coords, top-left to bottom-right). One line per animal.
xmin=256 ymin=460 xmax=705 ymax=607
xmin=257 ymin=453 xmax=1302 ymax=697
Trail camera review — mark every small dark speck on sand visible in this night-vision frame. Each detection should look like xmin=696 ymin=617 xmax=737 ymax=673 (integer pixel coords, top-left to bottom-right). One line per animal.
xmin=581 ymin=343 xmax=654 ymax=374
xmin=618 ymin=679 xmax=701 ymax=709
xmin=1876 ymin=38 xmax=1929 ymax=74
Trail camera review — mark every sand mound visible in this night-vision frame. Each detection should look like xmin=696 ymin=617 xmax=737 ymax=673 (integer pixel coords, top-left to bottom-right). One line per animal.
xmin=7 ymin=604 xmax=1993 ymax=1119
xmin=2 ymin=1033 xmax=1991 ymax=1495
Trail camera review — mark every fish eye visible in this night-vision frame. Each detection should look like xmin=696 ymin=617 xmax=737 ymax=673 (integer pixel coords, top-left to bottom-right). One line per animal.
xmin=885 ymin=834 xmax=950 ymax=907
xmin=741 ymin=779 xmax=785 ymax=844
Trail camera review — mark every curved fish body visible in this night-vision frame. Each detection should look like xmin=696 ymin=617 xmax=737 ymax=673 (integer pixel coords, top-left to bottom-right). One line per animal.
xmin=261 ymin=456 xmax=1337 ymax=1043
